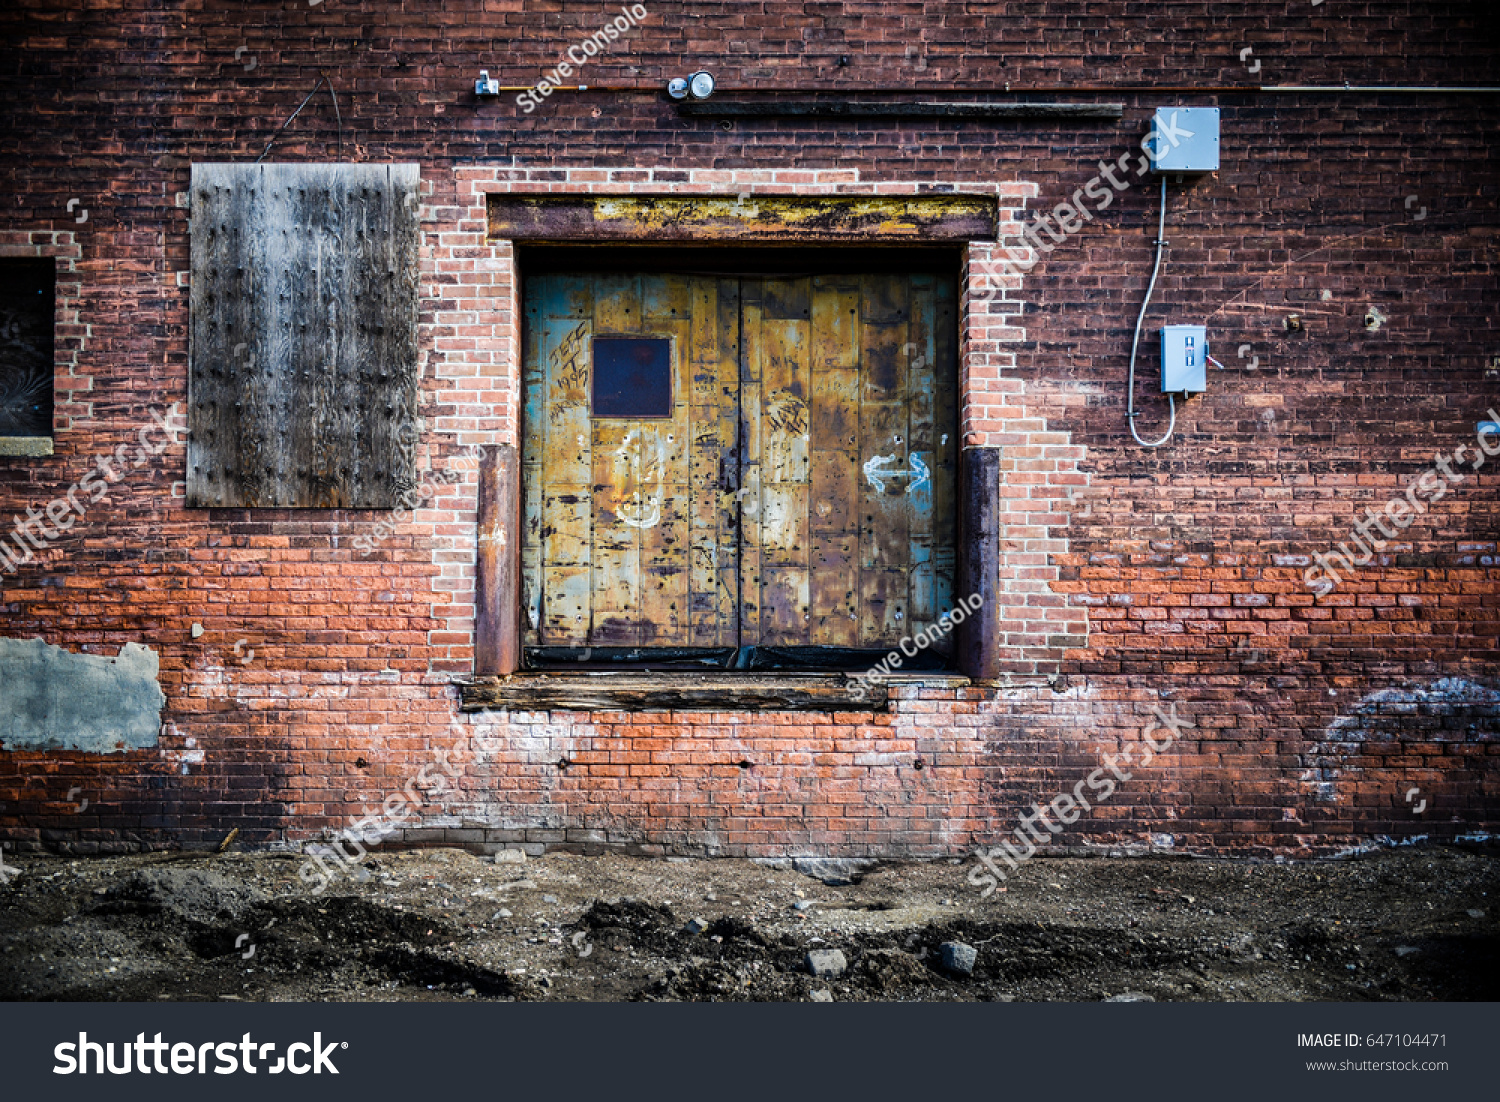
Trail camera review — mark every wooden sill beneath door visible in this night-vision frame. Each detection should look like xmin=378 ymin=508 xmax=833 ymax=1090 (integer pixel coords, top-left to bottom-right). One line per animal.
xmin=457 ymin=671 xmax=970 ymax=714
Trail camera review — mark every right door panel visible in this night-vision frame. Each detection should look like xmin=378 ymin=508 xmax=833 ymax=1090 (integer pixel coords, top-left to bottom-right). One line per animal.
xmin=740 ymin=272 xmax=958 ymax=653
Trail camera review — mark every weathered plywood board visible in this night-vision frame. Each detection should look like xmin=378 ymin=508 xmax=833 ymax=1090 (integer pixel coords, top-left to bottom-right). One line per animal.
xmin=475 ymin=445 xmax=521 ymax=676
xmin=490 ymin=194 xmax=997 ymax=243
xmin=958 ymin=447 xmax=1002 ymax=680
xmin=688 ymin=278 xmax=741 ymax=645
xmin=188 ymin=163 xmax=420 ymax=508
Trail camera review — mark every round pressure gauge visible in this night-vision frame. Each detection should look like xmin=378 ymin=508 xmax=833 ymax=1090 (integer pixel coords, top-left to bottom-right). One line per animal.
xmin=688 ymin=71 xmax=715 ymax=100
xmin=667 ymin=77 xmax=689 ymax=100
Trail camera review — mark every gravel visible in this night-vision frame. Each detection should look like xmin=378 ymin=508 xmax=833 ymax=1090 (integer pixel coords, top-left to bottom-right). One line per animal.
xmin=0 ymin=845 xmax=1493 ymax=1003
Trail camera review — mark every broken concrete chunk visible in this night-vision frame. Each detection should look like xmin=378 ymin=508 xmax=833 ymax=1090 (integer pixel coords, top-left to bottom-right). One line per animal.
xmin=493 ymin=849 xmax=527 ymax=865
xmin=805 ymin=949 xmax=848 ymax=978
xmin=808 ymin=989 xmax=834 ymax=1002
xmin=939 ymin=941 xmax=977 ymax=976
xmin=1103 ymin=992 xmax=1155 ymax=1002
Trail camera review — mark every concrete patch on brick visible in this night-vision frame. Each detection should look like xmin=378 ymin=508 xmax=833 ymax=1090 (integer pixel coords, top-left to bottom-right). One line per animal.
xmin=0 ymin=636 xmax=164 ymax=752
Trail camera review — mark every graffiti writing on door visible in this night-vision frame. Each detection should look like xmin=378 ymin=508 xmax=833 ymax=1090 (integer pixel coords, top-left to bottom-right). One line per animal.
xmin=615 ymin=427 xmax=666 ymax=529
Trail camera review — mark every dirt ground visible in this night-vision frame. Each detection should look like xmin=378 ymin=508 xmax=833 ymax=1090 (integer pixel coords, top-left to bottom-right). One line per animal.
xmin=0 ymin=844 xmax=1495 ymax=1002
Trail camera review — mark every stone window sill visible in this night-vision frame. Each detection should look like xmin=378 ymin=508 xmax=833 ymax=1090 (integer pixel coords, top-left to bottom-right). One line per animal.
xmin=0 ymin=436 xmax=54 ymax=457
xmin=458 ymin=671 xmax=969 ymax=713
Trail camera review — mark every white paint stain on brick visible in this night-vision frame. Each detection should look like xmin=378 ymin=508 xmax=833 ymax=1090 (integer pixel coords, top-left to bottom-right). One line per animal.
xmin=1304 ymin=677 xmax=1500 ymax=802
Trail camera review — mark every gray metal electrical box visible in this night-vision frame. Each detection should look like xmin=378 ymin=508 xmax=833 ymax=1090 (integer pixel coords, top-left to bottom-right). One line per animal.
xmin=1160 ymin=325 xmax=1207 ymax=394
xmin=1148 ymin=107 xmax=1220 ymax=173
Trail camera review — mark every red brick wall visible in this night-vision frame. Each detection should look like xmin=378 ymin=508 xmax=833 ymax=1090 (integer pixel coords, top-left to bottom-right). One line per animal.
xmin=0 ymin=1 xmax=1495 ymax=861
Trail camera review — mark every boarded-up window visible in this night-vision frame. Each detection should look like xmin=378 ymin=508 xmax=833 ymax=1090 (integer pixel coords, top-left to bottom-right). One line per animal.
xmin=188 ymin=163 xmax=420 ymax=508
xmin=0 ymin=258 xmax=55 ymax=440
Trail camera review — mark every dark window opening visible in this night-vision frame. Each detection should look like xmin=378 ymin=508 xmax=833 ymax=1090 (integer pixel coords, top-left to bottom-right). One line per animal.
xmin=0 ymin=257 xmax=56 ymax=439
xmin=592 ymin=336 xmax=672 ymax=418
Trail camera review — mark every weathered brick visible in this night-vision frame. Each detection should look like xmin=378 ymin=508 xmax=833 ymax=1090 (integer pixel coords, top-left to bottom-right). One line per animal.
xmin=0 ymin=1 xmax=1494 ymax=861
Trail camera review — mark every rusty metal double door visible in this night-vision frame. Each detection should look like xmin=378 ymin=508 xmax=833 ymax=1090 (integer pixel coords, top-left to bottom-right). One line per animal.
xmin=522 ymin=269 xmax=957 ymax=663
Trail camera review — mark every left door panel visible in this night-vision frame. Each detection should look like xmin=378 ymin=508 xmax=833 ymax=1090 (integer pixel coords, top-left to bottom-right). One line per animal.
xmin=522 ymin=273 xmax=740 ymax=648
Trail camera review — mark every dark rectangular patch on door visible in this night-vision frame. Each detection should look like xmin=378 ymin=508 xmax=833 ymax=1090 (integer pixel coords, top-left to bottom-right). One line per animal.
xmin=592 ymin=336 xmax=672 ymax=418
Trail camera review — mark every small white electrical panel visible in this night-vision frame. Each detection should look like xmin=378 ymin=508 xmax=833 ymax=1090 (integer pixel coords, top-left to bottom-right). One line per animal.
xmin=1148 ymin=107 xmax=1220 ymax=173
xmin=1160 ymin=325 xmax=1207 ymax=394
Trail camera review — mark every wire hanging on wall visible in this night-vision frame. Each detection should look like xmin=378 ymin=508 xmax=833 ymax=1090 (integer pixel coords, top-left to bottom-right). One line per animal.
xmin=254 ymin=71 xmax=344 ymax=164
xmin=1126 ymin=176 xmax=1175 ymax=448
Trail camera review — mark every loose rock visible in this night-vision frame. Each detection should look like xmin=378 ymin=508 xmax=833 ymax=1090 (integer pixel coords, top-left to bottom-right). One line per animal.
xmin=940 ymin=941 xmax=977 ymax=976
xmin=806 ymin=949 xmax=848 ymax=978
